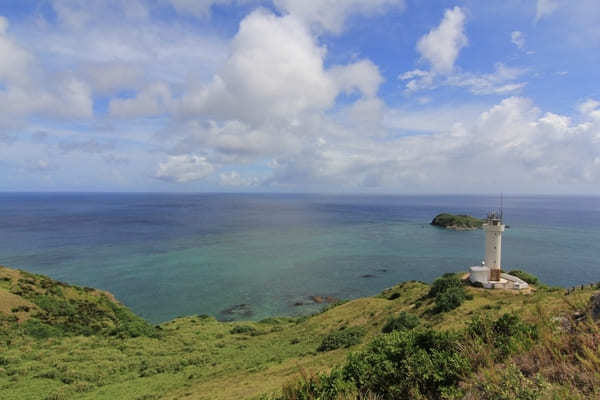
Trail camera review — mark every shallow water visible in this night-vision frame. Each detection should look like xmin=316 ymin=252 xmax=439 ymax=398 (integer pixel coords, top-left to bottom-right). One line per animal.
xmin=0 ymin=193 xmax=598 ymax=323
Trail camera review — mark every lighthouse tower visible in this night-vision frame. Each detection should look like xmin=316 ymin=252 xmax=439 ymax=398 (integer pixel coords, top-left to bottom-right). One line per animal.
xmin=484 ymin=212 xmax=504 ymax=281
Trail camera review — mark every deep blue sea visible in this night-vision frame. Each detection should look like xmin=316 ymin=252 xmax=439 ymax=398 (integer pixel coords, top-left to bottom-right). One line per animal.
xmin=0 ymin=193 xmax=599 ymax=323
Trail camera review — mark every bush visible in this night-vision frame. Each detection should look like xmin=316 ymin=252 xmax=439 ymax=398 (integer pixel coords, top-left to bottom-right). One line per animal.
xmin=508 ymin=270 xmax=539 ymax=285
xmin=317 ymin=327 xmax=364 ymax=352
xmin=434 ymin=287 xmax=469 ymax=313
xmin=22 ymin=319 xmax=64 ymax=339
xmin=382 ymin=312 xmax=419 ymax=333
xmin=429 ymin=273 xmax=464 ymax=298
xmin=343 ymin=329 xmax=471 ymax=399
xmin=387 ymin=292 xmax=401 ymax=300
xmin=278 ymin=369 xmax=355 ymax=400
xmin=467 ymin=313 xmax=538 ymax=361
xmin=230 ymin=325 xmax=257 ymax=335
xmin=107 ymin=302 xmax=159 ymax=338
xmin=476 ymin=363 xmax=547 ymax=400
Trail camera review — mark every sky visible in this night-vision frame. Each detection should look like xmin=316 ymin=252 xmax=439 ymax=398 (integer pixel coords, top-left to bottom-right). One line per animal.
xmin=0 ymin=0 xmax=599 ymax=194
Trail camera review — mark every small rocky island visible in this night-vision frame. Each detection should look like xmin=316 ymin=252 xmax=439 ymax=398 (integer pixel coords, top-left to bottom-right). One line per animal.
xmin=431 ymin=213 xmax=484 ymax=230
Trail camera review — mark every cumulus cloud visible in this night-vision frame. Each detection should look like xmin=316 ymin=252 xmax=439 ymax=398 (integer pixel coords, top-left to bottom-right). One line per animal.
xmin=401 ymin=10 xmax=526 ymax=97
xmin=330 ymin=59 xmax=383 ymax=98
xmin=416 ymin=6 xmax=467 ymax=74
xmin=180 ymin=10 xmax=336 ymax=124
xmin=579 ymin=99 xmax=600 ymax=120
xmin=155 ymin=154 xmax=215 ymax=183
xmin=264 ymin=96 xmax=600 ymax=191
xmin=273 ymin=0 xmax=405 ymax=34
xmin=179 ymin=9 xmax=381 ymax=126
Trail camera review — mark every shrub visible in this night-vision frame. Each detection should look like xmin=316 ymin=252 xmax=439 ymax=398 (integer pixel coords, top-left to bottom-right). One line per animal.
xmin=467 ymin=313 xmax=538 ymax=361
xmin=476 ymin=363 xmax=547 ymax=400
xmin=508 ymin=270 xmax=539 ymax=285
xmin=22 ymin=319 xmax=64 ymax=339
xmin=429 ymin=273 xmax=463 ymax=298
xmin=317 ymin=327 xmax=364 ymax=352
xmin=230 ymin=325 xmax=256 ymax=335
xmin=434 ymin=287 xmax=469 ymax=313
xmin=106 ymin=302 xmax=159 ymax=338
xmin=343 ymin=329 xmax=471 ymax=399
xmin=278 ymin=369 xmax=356 ymax=400
xmin=382 ymin=312 xmax=420 ymax=333
xmin=388 ymin=292 xmax=401 ymax=300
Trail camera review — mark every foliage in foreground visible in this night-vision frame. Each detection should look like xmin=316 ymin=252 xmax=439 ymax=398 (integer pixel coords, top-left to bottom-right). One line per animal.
xmin=274 ymin=313 xmax=542 ymax=400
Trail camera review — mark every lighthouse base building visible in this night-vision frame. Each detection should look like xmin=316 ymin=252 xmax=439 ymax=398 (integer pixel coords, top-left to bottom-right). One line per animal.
xmin=468 ymin=212 xmax=529 ymax=291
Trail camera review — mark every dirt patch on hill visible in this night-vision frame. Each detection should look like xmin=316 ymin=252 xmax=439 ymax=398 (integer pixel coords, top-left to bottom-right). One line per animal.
xmin=0 ymin=290 xmax=38 ymax=322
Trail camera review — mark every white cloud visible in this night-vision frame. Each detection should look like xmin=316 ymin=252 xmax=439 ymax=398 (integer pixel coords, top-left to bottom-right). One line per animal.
xmin=180 ymin=10 xmax=335 ymax=124
xmin=579 ymin=99 xmax=600 ymax=121
xmin=399 ymin=7 xmax=525 ymax=98
xmin=416 ymin=6 xmax=467 ymax=74
xmin=446 ymin=63 xmax=527 ymax=95
xmin=262 ymin=96 xmax=600 ymax=191
xmin=0 ymin=16 xmax=94 ymax=121
xmin=273 ymin=0 xmax=405 ymax=34
xmin=155 ymin=154 xmax=215 ymax=183
xmin=109 ymin=83 xmax=173 ymax=119
xmin=0 ymin=17 xmax=33 ymax=86
xmin=165 ymin=0 xmax=238 ymax=18
xmin=330 ymin=59 xmax=383 ymax=98
xmin=536 ymin=0 xmax=562 ymax=21
xmin=401 ymin=63 xmax=527 ymax=96
xmin=219 ymin=171 xmax=259 ymax=186
xmin=83 ymin=62 xmax=143 ymax=95
xmin=179 ymin=10 xmax=380 ymax=126
xmin=534 ymin=0 xmax=600 ymax=45
xmin=511 ymin=31 xmax=525 ymax=50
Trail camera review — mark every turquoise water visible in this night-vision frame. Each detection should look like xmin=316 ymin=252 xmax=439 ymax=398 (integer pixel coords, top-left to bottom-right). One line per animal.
xmin=0 ymin=193 xmax=598 ymax=323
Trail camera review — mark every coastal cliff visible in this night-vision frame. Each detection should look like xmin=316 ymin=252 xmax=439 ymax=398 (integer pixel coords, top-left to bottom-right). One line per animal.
xmin=1 ymin=265 xmax=599 ymax=400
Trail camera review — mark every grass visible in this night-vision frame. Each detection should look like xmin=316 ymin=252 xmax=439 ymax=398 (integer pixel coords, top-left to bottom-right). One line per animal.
xmin=1 ymin=265 xmax=599 ymax=399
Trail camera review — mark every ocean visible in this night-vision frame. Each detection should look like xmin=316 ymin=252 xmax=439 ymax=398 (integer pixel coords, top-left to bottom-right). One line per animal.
xmin=0 ymin=193 xmax=598 ymax=323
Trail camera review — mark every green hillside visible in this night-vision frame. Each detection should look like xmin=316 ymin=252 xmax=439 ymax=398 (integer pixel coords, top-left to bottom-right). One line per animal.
xmin=1 ymin=265 xmax=599 ymax=399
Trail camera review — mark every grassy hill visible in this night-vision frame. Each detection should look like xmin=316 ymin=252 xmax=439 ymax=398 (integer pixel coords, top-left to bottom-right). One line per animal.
xmin=1 ymin=265 xmax=599 ymax=399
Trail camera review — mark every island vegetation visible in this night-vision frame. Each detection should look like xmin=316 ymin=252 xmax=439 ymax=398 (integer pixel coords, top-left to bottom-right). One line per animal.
xmin=431 ymin=213 xmax=485 ymax=230
xmin=1 ymin=265 xmax=600 ymax=399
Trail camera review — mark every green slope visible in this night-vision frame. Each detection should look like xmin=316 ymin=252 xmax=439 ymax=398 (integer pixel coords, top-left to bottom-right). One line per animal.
xmin=1 ymin=265 xmax=598 ymax=400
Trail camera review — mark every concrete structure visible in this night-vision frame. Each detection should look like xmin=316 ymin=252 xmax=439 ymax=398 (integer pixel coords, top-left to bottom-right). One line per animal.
xmin=469 ymin=212 xmax=529 ymax=290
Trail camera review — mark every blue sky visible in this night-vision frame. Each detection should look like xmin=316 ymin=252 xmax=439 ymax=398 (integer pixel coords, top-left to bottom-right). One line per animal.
xmin=0 ymin=0 xmax=599 ymax=193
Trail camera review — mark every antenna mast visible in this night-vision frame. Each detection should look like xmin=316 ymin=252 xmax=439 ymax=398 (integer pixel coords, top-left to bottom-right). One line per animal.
xmin=500 ymin=192 xmax=503 ymax=220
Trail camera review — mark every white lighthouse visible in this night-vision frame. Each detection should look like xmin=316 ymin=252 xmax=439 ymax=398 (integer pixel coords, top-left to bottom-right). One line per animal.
xmin=484 ymin=212 xmax=504 ymax=282
xmin=468 ymin=210 xmax=529 ymax=290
